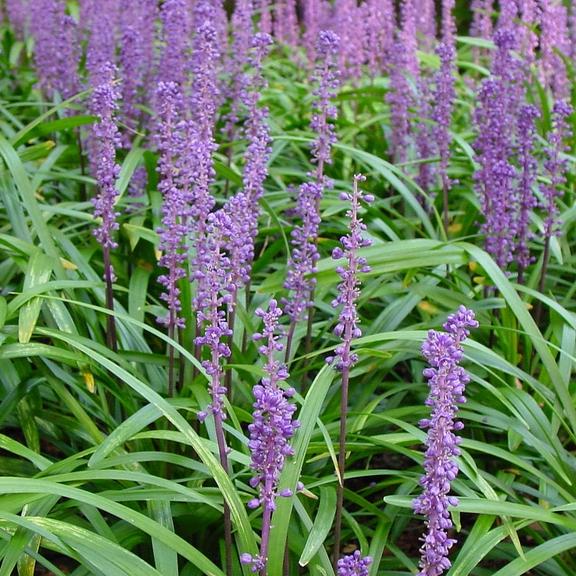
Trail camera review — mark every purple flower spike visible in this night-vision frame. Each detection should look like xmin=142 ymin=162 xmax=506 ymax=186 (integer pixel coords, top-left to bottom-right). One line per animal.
xmin=195 ymin=211 xmax=235 ymax=424
xmin=284 ymin=31 xmax=340 ymax=326
xmin=225 ymin=34 xmax=273 ymax=295
xmin=328 ymin=174 xmax=373 ymax=371
xmin=283 ymin=182 xmax=323 ymax=323
xmin=473 ymin=29 xmax=523 ymax=271
xmin=433 ymin=43 xmax=456 ymax=204
xmin=85 ymin=0 xmax=120 ymax=87
xmin=414 ymin=306 xmax=478 ymax=576
xmin=542 ymin=101 xmax=573 ymax=242
xmin=31 ymin=0 xmax=79 ymax=100
xmin=156 ymin=82 xmax=188 ymax=330
xmin=243 ymin=299 xmax=299 ymax=574
xmin=6 ymin=0 xmax=30 ymax=38
xmin=337 ymin=551 xmax=372 ymax=576
xmin=311 ymin=30 xmax=340 ymax=185
xmin=159 ymin=0 xmax=191 ymax=88
xmin=515 ymin=104 xmax=540 ymax=281
xmin=91 ymin=63 xmax=121 ymax=256
xmin=540 ymin=0 xmax=570 ymax=99
xmin=470 ymin=0 xmax=494 ymax=40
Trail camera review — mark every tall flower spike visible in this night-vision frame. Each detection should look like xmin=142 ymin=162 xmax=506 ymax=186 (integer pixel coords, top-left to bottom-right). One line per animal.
xmin=433 ymin=42 xmax=456 ymax=230
xmin=310 ymin=30 xmax=340 ymax=186
xmin=329 ymin=174 xmax=373 ymax=569
xmin=119 ymin=0 xmax=157 ymax=145
xmin=515 ymin=104 xmax=540 ymax=283
xmin=91 ymin=63 xmax=121 ymax=255
xmin=470 ymin=0 xmax=494 ymax=40
xmin=473 ymin=29 xmax=522 ymax=271
xmin=337 ymin=551 xmax=372 ymax=576
xmin=327 ymin=175 xmax=373 ymax=371
xmin=189 ymin=6 xmax=220 ymax=325
xmin=542 ymin=101 xmax=572 ymax=244
xmin=91 ymin=62 xmax=122 ymax=351
xmin=195 ymin=211 xmax=235 ymax=424
xmin=159 ymin=0 xmax=191 ymax=89
xmin=387 ymin=36 xmax=411 ymax=163
xmin=31 ymin=0 xmax=79 ymax=100
xmin=155 ymin=82 xmax=188 ymax=333
xmin=540 ymin=0 xmax=571 ymax=99
xmin=284 ymin=31 xmax=340 ymax=331
xmin=85 ymin=0 xmax=119 ymax=86
xmin=6 ymin=0 xmax=30 ymax=38
xmin=241 ymin=299 xmax=299 ymax=575
xmin=414 ymin=306 xmax=478 ymax=576
xmin=226 ymin=33 xmax=273 ymax=293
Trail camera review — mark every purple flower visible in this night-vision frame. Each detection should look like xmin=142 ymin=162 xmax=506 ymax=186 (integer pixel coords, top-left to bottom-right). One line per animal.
xmin=158 ymin=0 xmax=191 ymax=89
xmin=195 ymin=211 xmax=235 ymax=424
xmin=273 ymin=0 xmax=299 ymax=46
xmin=400 ymin=0 xmax=419 ymax=80
xmin=189 ymin=10 xmax=220 ymax=318
xmin=540 ymin=0 xmax=571 ymax=99
xmin=257 ymin=0 xmax=272 ymax=35
xmin=119 ymin=0 xmax=157 ymax=144
xmin=84 ymin=0 xmax=119 ymax=86
xmin=416 ymin=0 xmax=436 ymax=49
xmin=327 ymin=174 xmax=373 ymax=371
xmin=473 ymin=29 xmax=523 ymax=270
xmin=497 ymin=0 xmax=518 ymax=31
xmin=284 ymin=31 xmax=340 ymax=325
xmin=30 ymin=0 xmax=79 ymax=100
xmin=433 ymin=43 xmax=456 ymax=198
xmin=310 ymin=30 xmax=340 ymax=185
xmin=6 ymin=0 xmax=29 ymax=38
xmin=225 ymin=0 xmax=255 ymax=132
xmin=387 ymin=37 xmax=411 ymax=163
xmin=515 ymin=104 xmax=540 ymax=280
xmin=361 ymin=0 xmax=394 ymax=75
xmin=225 ymin=34 xmax=273 ymax=294
xmin=470 ymin=0 xmax=494 ymax=40
xmin=303 ymin=0 xmax=322 ymax=63
xmin=542 ymin=101 xmax=573 ymax=241
xmin=337 ymin=551 xmax=372 ymax=576
xmin=518 ymin=0 xmax=538 ymax=64
xmin=91 ymin=62 xmax=121 ymax=256
xmin=155 ymin=82 xmax=188 ymax=330
xmin=333 ymin=0 xmax=364 ymax=80
xmin=413 ymin=306 xmax=478 ymax=576
xmin=283 ymin=182 xmax=323 ymax=323
xmin=242 ymin=299 xmax=299 ymax=573
xmin=441 ymin=0 xmax=456 ymax=44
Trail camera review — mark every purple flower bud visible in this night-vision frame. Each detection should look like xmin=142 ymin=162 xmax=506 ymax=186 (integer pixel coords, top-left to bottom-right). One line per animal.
xmin=337 ymin=550 xmax=372 ymax=576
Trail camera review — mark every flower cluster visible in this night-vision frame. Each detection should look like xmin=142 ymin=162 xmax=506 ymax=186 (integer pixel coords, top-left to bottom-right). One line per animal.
xmin=413 ymin=306 xmax=478 ymax=576
xmin=327 ymin=174 xmax=373 ymax=371
xmin=91 ymin=63 xmax=121 ymax=257
xmin=31 ymin=0 xmax=79 ymax=100
xmin=337 ymin=551 xmax=372 ymax=576
xmin=515 ymin=104 xmax=540 ymax=279
xmin=242 ymin=299 xmax=299 ymax=574
xmin=155 ymin=82 xmax=188 ymax=330
xmin=542 ymin=101 xmax=573 ymax=241
xmin=474 ymin=29 xmax=522 ymax=270
xmin=283 ymin=181 xmax=323 ymax=323
xmin=159 ymin=0 xmax=191 ymax=88
xmin=310 ymin=30 xmax=340 ymax=184
xmin=195 ymin=211 xmax=235 ymax=424
xmin=433 ymin=43 xmax=456 ymax=198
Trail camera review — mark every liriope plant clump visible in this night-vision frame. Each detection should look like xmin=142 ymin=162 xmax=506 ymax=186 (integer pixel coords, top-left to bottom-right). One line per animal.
xmin=0 ymin=1 xmax=575 ymax=576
